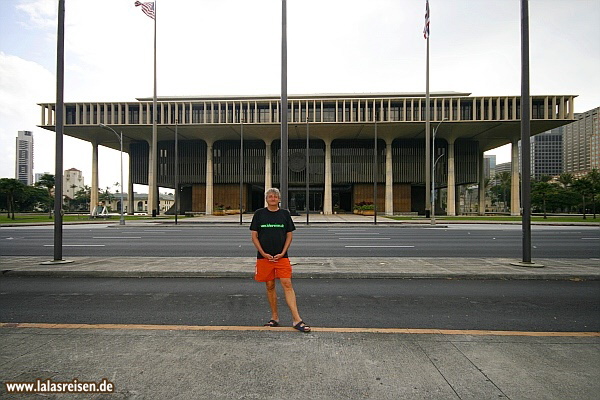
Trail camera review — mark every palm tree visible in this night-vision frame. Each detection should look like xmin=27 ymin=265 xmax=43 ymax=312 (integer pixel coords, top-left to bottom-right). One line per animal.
xmin=587 ymin=169 xmax=600 ymax=219
xmin=558 ymin=173 xmax=574 ymax=189
xmin=0 ymin=178 xmax=26 ymax=220
xmin=496 ymin=172 xmax=511 ymax=212
xmin=35 ymin=173 xmax=55 ymax=218
xmin=532 ymin=179 xmax=555 ymax=219
xmin=573 ymin=177 xmax=593 ymax=220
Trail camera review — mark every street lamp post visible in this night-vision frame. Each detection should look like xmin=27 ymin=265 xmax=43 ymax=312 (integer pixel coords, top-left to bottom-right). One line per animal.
xmin=431 ymin=118 xmax=447 ymax=226
xmin=306 ymin=117 xmax=309 ymax=225
xmin=175 ymin=119 xmax=179 ymax=225
xmin=240 ymin=112 xmax=244 ymax=226
xmin=99 ymin=124 xmax=125 ymax=226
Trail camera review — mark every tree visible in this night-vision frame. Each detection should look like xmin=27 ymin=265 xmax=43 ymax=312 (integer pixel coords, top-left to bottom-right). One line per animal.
xmin=587 ymin=169 xmax=600 ymax=219
xmin=99 ymin=187 xmax=115 ymax=211
xmin=16 ymin=186 xmax=52 ymax=213
xmin=572 ymin=177 xmax=594 ymax=219
xmin=558 ymin=173 xmax=574 ymax=189
xmin=0 ymin=178 xmax=26 ymax=219
xmin=72 ymin=185 xmax=91 ymax=211
xmin=494 ymin=172 xmax=512 ymax=212
xmin=531 ymin=180 xmax=557 ymax=219
xmin=35 ymin=173 xmax=55 ymax=218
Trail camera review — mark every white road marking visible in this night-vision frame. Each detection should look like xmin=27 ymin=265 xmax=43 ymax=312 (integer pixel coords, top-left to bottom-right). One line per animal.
xmin=43 ymin=245 xmax=106 ymax=247
xmin=338 ymin=238 xmax=391 ymax=240
xmin=334 ymin=232 xmax=380 ymax=235
xmin=92 ymin=237 xmax=142 ymax=239
xmin=345 ymin=245 xmax=414 ymax=248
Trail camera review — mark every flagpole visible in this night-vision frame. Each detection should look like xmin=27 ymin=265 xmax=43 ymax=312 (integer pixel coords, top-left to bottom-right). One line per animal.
xmin=425 ymin=1 xmax=431 ymax=219
xmin=280 ymin=0 xmax=289 ymax=209
xmin=425 ymin=36 xmax=431 ymax=219
xmin=54 ymin=0 xmax=65 ymax=261
xmin=151 ymin=0 xmax=158 ymax=217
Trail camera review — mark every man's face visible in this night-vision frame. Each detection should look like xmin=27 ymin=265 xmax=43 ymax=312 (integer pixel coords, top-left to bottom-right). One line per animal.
xmin=266 ymin=193 xmax=280 ymax=207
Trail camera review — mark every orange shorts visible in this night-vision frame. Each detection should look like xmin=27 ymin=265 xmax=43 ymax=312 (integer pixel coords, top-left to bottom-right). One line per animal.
xmin=254 ymin=258 xmax=292 ymax=282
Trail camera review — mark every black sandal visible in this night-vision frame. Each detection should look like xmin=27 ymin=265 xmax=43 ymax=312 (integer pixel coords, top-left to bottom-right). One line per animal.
xmin=264 ymin=320 xmax=280 ymax=327
xmin=293 ymin=321 xmax=311 ymax=333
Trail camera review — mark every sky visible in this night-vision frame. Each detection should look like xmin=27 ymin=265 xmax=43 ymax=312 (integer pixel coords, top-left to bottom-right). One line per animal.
xmin=1 ymin=0 xmax=599 ymax=193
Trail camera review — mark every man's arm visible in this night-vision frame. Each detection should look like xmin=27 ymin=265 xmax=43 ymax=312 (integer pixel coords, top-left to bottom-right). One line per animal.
xmin=273 ymin=231 xmax=293 ymax=260
xmin=251 ymin=230 xmax=273 ymax=261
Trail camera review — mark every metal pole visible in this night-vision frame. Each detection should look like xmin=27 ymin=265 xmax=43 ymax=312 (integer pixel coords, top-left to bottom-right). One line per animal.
xmin=374 ymin=115 xmax=378 ymax=225
xmin=280 ymin=0 xmax=288 ymax=209
xmin=53 ymin=0 xmax=65 ymax=261
xmin=521 ymin=0 xmax=532 ymax=263
xmin=425 ymin=36 xmax=431 ymax=218
xmin=119 ymin=130 xmax=124 ymax=225
xmin=431 ymin=123 xmax=436 ymax=225
xmin=306 ymin=117 xmax=309 ymax=225
xmin=240 ymin=113 xmax=244 ymax=225
xmin=175 ymin=118 xmax=178 ymax=225
xmin=431 ymin=119 xmax=446 ymax=225
xmin=150 ymin=0 xmax=158 ymax=217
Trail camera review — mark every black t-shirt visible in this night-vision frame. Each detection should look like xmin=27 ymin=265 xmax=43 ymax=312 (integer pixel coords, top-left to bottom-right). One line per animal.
xmin=250 ymin=207 xmax=296 ymax=259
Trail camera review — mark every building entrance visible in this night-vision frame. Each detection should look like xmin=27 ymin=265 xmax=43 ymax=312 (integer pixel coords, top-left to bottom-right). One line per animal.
xmin=289 ymin=189 xmax=323 ymax=213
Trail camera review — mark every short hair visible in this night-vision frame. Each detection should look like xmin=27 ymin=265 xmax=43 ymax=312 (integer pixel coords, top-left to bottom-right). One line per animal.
xmin=265 ymin=187 xmax=281 ymax=200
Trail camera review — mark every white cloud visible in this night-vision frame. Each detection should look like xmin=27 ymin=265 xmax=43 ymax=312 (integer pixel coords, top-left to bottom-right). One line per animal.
xmin=0 ymin=52 xmax=54 ymax=179
xmin=16 ymin=0 xmax=56 ymax=29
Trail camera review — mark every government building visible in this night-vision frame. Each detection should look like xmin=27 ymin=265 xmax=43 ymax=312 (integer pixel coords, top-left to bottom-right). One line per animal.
xmin=38 ymin=92 xmax=575 ymax=216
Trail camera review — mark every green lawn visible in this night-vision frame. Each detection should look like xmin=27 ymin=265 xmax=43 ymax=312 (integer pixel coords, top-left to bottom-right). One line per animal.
xmin=0 ymin=213 xmax=174 ymax=224
xmin=387 ymin=215 xmax=598 ymax=223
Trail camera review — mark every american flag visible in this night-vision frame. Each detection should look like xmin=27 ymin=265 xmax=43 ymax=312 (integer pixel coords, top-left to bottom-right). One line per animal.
xmin=423 ymin=0 xmax=430 ymax=39
xmin=135 ymin=1 xmax=155 ymax=20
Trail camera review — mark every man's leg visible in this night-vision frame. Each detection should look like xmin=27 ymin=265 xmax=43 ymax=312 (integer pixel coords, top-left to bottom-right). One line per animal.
xmin=279 ymin=278 xmax=302 ymax=325
xmin=265 ymin=280 xmax=279 ymax=322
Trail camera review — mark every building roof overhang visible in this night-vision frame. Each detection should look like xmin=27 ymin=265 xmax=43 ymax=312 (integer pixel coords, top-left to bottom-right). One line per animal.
xmin=41 ymin=118 xmax=572 ymax=155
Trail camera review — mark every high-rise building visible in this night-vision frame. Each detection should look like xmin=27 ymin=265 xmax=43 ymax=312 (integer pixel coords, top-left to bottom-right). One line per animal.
xmin=63 ymin=168 xmax=85 ymax=199
xmin=529 ymin=128 xmax=563 ymax=180
xmin=564 ymin=107 xmax=599 ymax=175
xmin=15 ymin=131 xmax=34 ymax=185
xmin=495 ymin=162 xmax=511 ymax=176
xmin=483 ymin=154 xmax=496 ymax=180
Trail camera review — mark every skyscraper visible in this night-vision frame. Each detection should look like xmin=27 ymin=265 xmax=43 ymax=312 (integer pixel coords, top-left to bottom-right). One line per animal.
xmin=483 ymin=154 xmax=496 ymax=180
xmin=529 ymin=128 xmax=563 ymax=180
xmin=564 ymin=107 xmax=599 ymax=175
xmin=15 ymin=131 xmax=34 ymax=185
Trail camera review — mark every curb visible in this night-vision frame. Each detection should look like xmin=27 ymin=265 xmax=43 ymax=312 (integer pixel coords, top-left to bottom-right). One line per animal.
xmin=2 ymin=269 xmax=598 ymax=281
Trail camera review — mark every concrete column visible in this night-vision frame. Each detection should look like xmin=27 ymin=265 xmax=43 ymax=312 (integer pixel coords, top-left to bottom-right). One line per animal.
xmin=511 ymin=139 xmax=521 ymax=216
xmin=147 ymin=140 xmax=155 ymax=215
xmin=385 ymin=139 xmax=394 ymax=215
xmin=265 ymin=140 xmax=272 ymax=190
xmin=323 ymin=139 xmax=333 ymax=214
xmin=264 ymin=140 xmax=272 ymax=207
xmin=205 ymin=140 xmax=214 ymax=215
xmin=127 ymin=145 xmax=134 ymax=215
xmin=455 ymin=186 xmax=461 ymax=215
xmin=446 ymin=138 xmax=456 ymax=216
xmin=478 ymin=150 xmax=486 ymax=216
xmin=90 ymin=140 xmax=99 ymax=216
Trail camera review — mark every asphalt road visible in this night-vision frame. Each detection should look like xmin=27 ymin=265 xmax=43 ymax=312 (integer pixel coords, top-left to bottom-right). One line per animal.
xmin=1 ymin=224 xmax=598 ymax=258
xmin=1 ymin=277 xmax=598 ymax=332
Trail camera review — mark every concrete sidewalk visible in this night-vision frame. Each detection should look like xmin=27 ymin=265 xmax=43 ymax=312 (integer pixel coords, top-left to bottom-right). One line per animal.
xmin=1 ymin=325 xmax=599 ymax=399
xmin=1 ymin=256 xmax=599 ymax=280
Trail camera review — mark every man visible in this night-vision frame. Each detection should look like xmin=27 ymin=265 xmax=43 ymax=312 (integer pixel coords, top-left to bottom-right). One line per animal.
xmin=250 ymin=188 xmax=311 ymax=333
